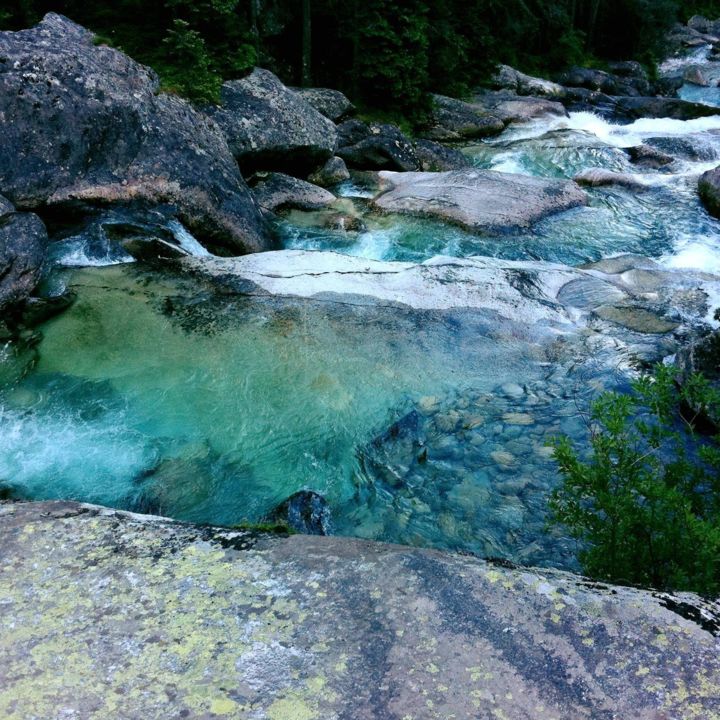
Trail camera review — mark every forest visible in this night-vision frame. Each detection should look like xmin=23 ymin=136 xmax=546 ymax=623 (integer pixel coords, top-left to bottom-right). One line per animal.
xmin=4 ymin=0 xmax=720 ymax=118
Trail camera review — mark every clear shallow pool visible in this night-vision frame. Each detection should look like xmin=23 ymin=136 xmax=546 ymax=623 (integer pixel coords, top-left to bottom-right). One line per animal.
xmin=1 ymin=264 xmax=599 ymax=566
xmin=4 ymin=99 xmax=720 ymax=569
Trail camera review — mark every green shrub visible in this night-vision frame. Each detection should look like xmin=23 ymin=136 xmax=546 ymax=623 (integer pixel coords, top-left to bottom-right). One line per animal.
xmin=160 ymin=19 xmax=222 ymax=104
xmin=550 ymin=365 xmax=720 ymax=595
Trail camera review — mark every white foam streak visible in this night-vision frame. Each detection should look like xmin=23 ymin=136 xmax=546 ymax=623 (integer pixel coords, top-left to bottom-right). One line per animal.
xmin=168 ymin=220 xmax=212 ymax=257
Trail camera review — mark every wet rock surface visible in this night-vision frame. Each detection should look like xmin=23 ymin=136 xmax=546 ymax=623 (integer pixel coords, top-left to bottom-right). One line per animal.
xmin=373 ymin=169 xmax=589 ymax=233
xmin=0 ymin=14 xmax=269 ymax=255
xmin=1 ymin=500 xmax=719 ymax=720
xmin=0 ymin=195 xmax=49 ymax=332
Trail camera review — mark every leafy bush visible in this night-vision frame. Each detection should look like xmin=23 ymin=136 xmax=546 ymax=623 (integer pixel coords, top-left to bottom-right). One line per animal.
xmin=550 ymin=365 xmax=720 ymax=595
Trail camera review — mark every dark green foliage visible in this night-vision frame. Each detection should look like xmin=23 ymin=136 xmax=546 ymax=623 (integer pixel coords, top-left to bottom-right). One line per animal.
xmin=2 ymin=0 xmax=720 ymax=119
xmin=159 ymin=20 xmax=222 ymax=103
xmin=550 ymin=365 xmax=720 ymax=595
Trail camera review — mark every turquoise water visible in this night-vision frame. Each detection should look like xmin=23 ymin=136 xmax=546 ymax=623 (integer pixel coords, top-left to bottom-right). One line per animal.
xmin=3 ymin=105 xmax=720 ymax=568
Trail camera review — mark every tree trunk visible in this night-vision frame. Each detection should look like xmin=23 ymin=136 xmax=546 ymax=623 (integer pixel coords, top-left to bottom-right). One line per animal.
xmin=250 ymin=0 xmax=260 ymax=58
xmin=301 ymin=0 xmax=312 ymax=87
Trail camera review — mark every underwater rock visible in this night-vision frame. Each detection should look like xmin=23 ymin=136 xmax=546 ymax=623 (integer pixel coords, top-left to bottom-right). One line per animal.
xmin=209 ymin=68 xmax=337 ymax=175
xmin=573 ymin=168 xmax=645 ymax=189
xmin=270 ymin=490 xmax=331 ymax=535
xmin=593 ymin=305 xmax=680 ymax=334
xmin=373 ymin=169 xmax=588 ymax=233
xmin=0 ymin=14 xmax=268 ymax=255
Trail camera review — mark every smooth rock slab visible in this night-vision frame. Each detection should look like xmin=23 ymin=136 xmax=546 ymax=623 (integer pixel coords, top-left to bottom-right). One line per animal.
xmin=373 ymin=170 xmax=588 ymax=233
xmin=1 ymin=501 xmax=719 ymax=719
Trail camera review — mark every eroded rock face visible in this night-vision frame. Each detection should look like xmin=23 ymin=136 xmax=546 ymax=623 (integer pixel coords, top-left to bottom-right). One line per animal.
xmin=209 ymin=68 xmax=338 ymax=174
xmin=0 ymin=195 xmax=48 ymax=332
xmin=0 ymin=14 xmax=269 ymax=255
xmin=373 ymin=169 xmax=588 ymax=233
xmin=1 ymin=500 xmax=718 ymax=720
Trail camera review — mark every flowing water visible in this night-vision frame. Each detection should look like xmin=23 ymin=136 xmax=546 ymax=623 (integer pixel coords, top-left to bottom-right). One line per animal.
xmin=3 ymin=68 xmax=720 ymax=569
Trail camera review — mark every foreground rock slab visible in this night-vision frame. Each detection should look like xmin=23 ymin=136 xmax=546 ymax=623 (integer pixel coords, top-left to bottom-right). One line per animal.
xmin=373 ymin=170 xmax=588 ymax=233
xmin=1 ymin=501 xmax=718 ymax=719
xmin=0 ymin=14 xmax=268 ymax=254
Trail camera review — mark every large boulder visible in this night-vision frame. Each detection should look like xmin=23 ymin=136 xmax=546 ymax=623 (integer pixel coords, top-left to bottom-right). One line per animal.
xmin=413 ymin=140 xmax=472 ymax=171
xmin=470 ymin=91 xmax=568 ymax=124
xmin=563 ymin=88 xmax=720 ymax=121
xmin=558 ymin=65 xmax=650 ymax=97
xmin=492 ymin=65 xmax=565 ymax=98
xmin=626 ymin=144 xmax=675 ymax=169
xmin=209 ymin=68 xmax=337 ymax=174
xmin=308 ymin=156 xmax=351 ymax=187
xmin=0 ymin=195 xmax=48 ymax=333
xmin=372 ymin=170 xmax=588 ymax=233
xmin=292 ymin=87 xmax=354 ymax=122
xmin=420 ymin=94 xmax=506 ymax=141
xmin=251 ymin=173 xmax=336 ymax=214
xmin=0 ymin=14 xmax=269 ymax=255
xmin=699 ymin=165 xmax=720 ymax=217
xmin=337 ymin=122 xmax=420 ymax=171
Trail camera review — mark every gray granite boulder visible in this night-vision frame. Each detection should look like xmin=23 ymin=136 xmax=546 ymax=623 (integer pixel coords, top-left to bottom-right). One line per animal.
xmin=293 ymin=87 xmax=354 ymax=121
xmin=413 ymin=140 xmax=472 ymax=171
xmin=337 ymin=123 xmax=420 ymax=171
xmin=0 ymin=196 xmax=48 ymax=329
xmin=308 ymin=156 xmax=351 ymax=187
xmin=252 ymin=173 xmax=336 ymax=213
xmin=699 ymin=165 xmax=720 ymax=218
xmin=420 ymin=94 xmax=506 ymax=141
xmin=209 ymin=68 xmax=338 ymax=174
xmin=1 ymin=500 xmax=719 ymax=720
xmin=373 ymin=169 xmax=588 ymax=233
xmin=492 ymin=64 xmax=565 ymax=97
xmin=470 ymin=90 xmax=568 ymax=124
xmin=0 ymin=14 xmax=268 ymax=255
